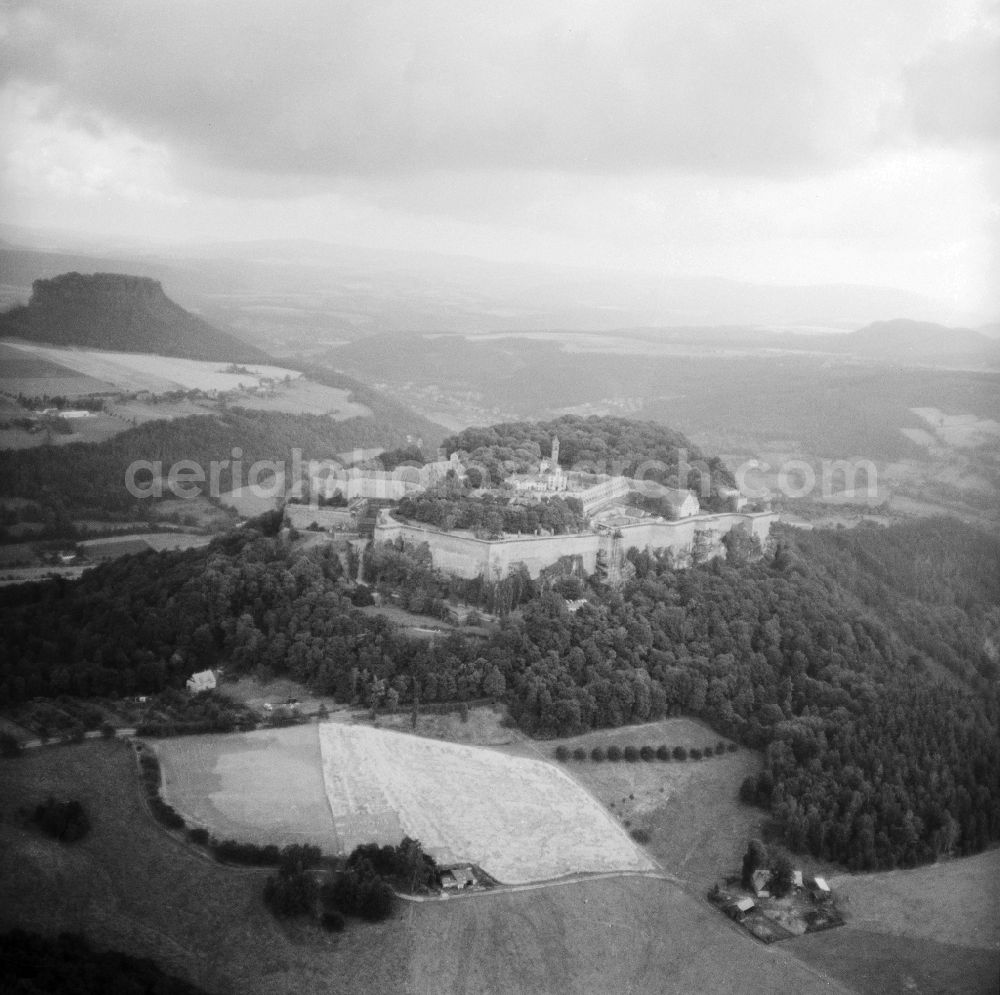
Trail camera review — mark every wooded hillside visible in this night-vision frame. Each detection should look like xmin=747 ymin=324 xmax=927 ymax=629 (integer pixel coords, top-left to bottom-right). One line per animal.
xmin=443 ymin=415 xmax=736 ymax=507
xmin=1 ymin=513 xmax=997 ymax=871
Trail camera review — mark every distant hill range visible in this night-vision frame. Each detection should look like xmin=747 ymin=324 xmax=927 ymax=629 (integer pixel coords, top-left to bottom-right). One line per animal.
xmin=832 ymin=319 xmax=1000 ymax=366
xmin=0 ymin=232 xmax=983 ymax=335
xmin=0 ymin=271 xmax=269 ymax=363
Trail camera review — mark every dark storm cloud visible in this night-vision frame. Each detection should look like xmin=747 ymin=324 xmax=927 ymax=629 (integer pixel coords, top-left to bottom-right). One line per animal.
xmin=2 ymin=0 xmax=895 ymax=182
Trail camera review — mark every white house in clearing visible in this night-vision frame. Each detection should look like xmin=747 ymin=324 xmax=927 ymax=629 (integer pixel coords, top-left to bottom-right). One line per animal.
xmin=186 ymin=670 xmax=217 ymax=693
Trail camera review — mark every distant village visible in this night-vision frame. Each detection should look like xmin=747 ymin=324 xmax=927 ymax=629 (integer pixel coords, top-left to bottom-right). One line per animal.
xmin=286 ymin=437 xmax=777 ymax=583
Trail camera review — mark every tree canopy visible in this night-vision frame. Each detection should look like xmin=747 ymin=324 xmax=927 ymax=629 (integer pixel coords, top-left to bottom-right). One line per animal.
xmin=1 ymin=512 xmax=997 ymax=873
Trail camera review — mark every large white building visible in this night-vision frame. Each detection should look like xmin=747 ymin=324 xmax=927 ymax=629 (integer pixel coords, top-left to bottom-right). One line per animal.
xmin=631 ymin=481 xmax=701 ymax=518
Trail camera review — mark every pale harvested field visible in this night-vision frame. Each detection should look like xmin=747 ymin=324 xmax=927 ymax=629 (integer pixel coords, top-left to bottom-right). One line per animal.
xmin=0 ymin=742 xmax=856 ymax=995
xmin=155 ymin=726 xmax=339 ymax=850
xmin=155 ymin=722 xmax=654 ymax=884
xmin=3 ymin=342 xmax=300 ymax=393
xmin=320 ymin=724 xmax=654 ymax=883
xmin=230 ymin=377 xmax=370 ymax=418
xmin=911 ymin=406 xmax=1000 ymax=449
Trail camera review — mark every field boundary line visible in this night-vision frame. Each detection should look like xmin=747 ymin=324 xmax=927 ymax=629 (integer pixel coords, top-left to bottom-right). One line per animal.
xmin=395 ymin=867 xmax=685 ymax=903
xmin=515 ymin=730 xmax=666 ymax=875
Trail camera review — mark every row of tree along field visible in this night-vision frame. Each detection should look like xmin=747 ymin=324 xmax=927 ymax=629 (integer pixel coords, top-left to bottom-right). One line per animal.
xmin=1 ymin=504 xmax=998 ymax=872
xmin=555 ymin=741 xmax=739 ymax=762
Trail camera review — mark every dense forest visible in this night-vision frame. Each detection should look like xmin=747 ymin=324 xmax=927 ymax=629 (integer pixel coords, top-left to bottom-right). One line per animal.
xmin=334 ymin=332 xmax=1000 ymax=461
xmin=394 ymin=490 xmax=587 ymax=536
xmin=0 ymin=400 xmax=439 ymax=534
xmin=442 ymin=415 xmax=736 ymax=506
xmin=1 ymin=507 xmax=997 ymax=871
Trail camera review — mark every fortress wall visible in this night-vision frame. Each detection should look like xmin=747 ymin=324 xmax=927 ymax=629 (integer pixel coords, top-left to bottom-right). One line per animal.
xmin=616 ymin=518 xmax=698 ymax=555
xmin=373 ymin=520 xmax=599 ymax=579
xmin=616 ymin=512 xmax=778 ymax=557
xmin=374 ymin=512 xmax=778 ymax=581
xmin=485 ymin=533 xmax=600 ymax=579
xmin=286 ymin=504 xmax=354 ymax=530
xmin=373 ymin=521 xmax=492 ymax=578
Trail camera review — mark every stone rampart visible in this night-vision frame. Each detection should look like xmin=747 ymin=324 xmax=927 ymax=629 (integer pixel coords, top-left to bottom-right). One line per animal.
xmin=373 ymin=511 xmax=777 ymax=580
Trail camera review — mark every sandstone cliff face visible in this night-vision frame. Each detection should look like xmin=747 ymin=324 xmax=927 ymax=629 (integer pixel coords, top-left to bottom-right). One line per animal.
xmin=0 ymin=271 xmax=268 ymax=363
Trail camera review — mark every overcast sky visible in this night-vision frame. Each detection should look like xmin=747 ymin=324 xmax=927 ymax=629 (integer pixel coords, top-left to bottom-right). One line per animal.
xmin=1 ymin=0 xmax=998 ymax=317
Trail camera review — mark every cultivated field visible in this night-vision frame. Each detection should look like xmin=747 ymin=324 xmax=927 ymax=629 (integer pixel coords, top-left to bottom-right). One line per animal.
xmin=0 ymin=412 xmax=133 ymax=449
xmin=151 ymin=496 xmax=236 ymax=530
xmin=537 ymin=718 xmax=766 ymax=885
xmin=0 ymin=741 xmax=857 ymax=995
xmin=829 ymin=851 xmax=1000 ymax=950
xmin=0 ymin=340 xmax=116 ymax=396
xmin=108 ymin=396 xmax=215 ymax=423
xmin=155 ymin=726 xmax=338 ymax=849
xmin=228 ymin=376 xmax=370 ymax=418
xmin=2 ymin=341 xmax=301 ymax=393
xmin=319 ymin=724 xmax=654 ymax=883
xmin=0 ymin=565 xmax=92 ymax=587
xmin=911 ymin=406 xmax=1000 ymax=449
xmin=157 ymin=722 xmax=654 ymax=884
xmin=77 ymin=532 xmax=214 ymax=560
xmin=790 ymin=853 xmax=1000 ymax=995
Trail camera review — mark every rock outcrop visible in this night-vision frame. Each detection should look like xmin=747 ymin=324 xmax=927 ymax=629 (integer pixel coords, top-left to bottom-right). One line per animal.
xmin=0 ymin=271 xmax=268 ymax=363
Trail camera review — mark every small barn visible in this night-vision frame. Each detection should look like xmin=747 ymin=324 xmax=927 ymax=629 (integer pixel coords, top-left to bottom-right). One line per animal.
xmin=725 ymin=897 xmax=756 ymax=921
xmin=751 ymin=868 xmax=772 ymax=898
xmin=440 ymin=866 xmax=476 ymax=890
xmin=810 ymin=876 xmax=831 ymax=901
